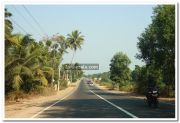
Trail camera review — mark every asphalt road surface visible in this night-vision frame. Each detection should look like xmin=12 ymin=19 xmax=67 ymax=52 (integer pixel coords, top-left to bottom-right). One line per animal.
xmin=35 ymin=79 xmax=175 ymax=118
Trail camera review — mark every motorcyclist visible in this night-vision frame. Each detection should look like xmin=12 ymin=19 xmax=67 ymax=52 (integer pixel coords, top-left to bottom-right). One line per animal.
xmin=145 ymin=75 xmax=160 ymax=107
xmin=146 ymin=86 xmax=159 ymax=99
xmin=146 ymin=86 xmax=160 ymax=108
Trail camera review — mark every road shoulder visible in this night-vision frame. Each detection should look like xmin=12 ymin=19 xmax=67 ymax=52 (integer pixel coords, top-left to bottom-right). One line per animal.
xmin=5 ymin=80 xmax=80 ymax=118
xmin=94 ymin=82 xmax=175 ymax=105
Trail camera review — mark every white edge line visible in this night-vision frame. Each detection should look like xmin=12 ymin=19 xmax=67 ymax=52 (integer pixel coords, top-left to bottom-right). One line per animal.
xmin=31 ymin=86 xmax=77 ymax=118
xmin=89 ymin=90 xmax=138 ymax=118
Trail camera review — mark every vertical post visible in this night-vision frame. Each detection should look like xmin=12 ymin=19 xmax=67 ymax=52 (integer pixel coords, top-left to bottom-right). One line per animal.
xmin=58 ymin=65 xmax=60 ymax=91
xmin=51 ymin=70 xmax=54 ymax=87
xmin=58 ymin=58 xmax=62 ymax=91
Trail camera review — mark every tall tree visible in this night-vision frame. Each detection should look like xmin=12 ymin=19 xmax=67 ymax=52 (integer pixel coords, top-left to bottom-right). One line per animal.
xmin=136 ymin=5 xmax=175 ymax=89
xmin=6 ymin=34 xmax=38 ymax=92
xmin=67 ymin=30 xmax=85 ymax=82
xmin=110 ymin=52 xmax=131 ymax=90
xmin=54 ymin=35 xmax=69 ymax=90
xmin=5 ymin=8 xmax=13 ymax=41
xmin=5 ymin=8 xmax=85 ymax=98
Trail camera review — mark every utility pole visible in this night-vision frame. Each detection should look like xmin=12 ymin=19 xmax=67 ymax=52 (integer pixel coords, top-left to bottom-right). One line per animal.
xmin=58 ymin=65 xmax=60 ymax=91
xmin=58 ymin=58 xmax=62 ymax=91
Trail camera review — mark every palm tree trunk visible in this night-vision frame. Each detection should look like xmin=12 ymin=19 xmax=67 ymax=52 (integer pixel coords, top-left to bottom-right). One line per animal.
xmin=70 ymin=51 xmax=76 ymax=82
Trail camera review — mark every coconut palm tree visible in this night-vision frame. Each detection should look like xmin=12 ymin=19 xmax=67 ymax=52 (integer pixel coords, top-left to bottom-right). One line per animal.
xmin=5 ymin=34 xmax=36 ymax=92
xmin=5 ymin=9 xmax=58 ymax=99
xmin=5 ymin=34 xmax=53 ymax=94
xmin=5 ymin=9 xmax=22 ymax=52
xmin=67 ymin=30 xmax=85 ymax=82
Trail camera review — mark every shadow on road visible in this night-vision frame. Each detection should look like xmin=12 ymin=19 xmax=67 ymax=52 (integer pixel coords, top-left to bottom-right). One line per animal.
xmin=37 ymin=99 xmax=132 ymax=118
xmin=86 ymin=91 xmax=128 ymax=96
xmin=35 ymin=81 xmax=175 ymax=118
xmin=36 ymin=98 xmax=175 ymax=118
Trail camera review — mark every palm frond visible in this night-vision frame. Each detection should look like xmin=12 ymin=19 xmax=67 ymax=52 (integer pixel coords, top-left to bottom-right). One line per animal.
xmin=21 ymin=66 xmax=33 ymax=77
xmin=12 ymin=75 xmax=23 ymax=91
xmin=5 ymin=58 xmax=23 ymax=70
xmin=42 ymin=66 xmax=54 ymax=76
xmin=40 ymin=76 xmax=48 ymax=86
xmin=22 ymin=48 xmax=41 ymax=66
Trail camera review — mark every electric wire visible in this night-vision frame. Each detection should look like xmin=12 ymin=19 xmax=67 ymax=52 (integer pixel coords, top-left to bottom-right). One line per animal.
xmin=10 ymin=18 xmax=28 ymax=34
xmin=11 ymin=6 xmax=43 ymax=37
xmin=22 ymin=5 xmax=47 ymax=36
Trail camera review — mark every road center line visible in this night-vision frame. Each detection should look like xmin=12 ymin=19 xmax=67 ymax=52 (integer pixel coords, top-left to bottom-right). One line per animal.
xmin=89 ymin=90 xmax=138 ymax=118
xmin=31 ymin=86 xmax=78 ymax=118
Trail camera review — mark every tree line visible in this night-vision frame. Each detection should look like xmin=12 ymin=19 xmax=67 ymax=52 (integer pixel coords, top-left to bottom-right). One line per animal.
xmin=5 ymin=8 xmax=84 ymax=100
xmin=89 ymin=5 xmax=175 ymax=97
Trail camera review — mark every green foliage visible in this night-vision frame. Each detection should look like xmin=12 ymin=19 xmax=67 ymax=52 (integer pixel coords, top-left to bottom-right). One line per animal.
xmin=59 ymin=80 xmax=68 ymax=90
xmin=5 ymin=9 xmax=85 ymax=100
xmin=5 ymin=91 xmax=26 ymax=101
xmin=118 ymin=82 xmax=135 ymax=92
xmin=99 ymin=82 xmax=114 ymax=90
xmin=110 ymin=52 xmax=131 ymax=89
xmin=12 ymin=75 xmax=22 ymax=91
xmin=88 ymin=72 xmax=112 ymax=83
xmin=136 ymin=5 xmax=175 ymax=97
xmin=131 ymin=65 xmax=171 ymax=96
xmin=67 ymin=30 xmax=84 ymax=51
xmin=136 ymin=5 xmax=175 ymax=91
xmin=61 ymin=63 xmax=83 ymax=82
xmin=67 ymin=30 xmax=85 ymax=82
xmin=100 ymin=72 xmax=112 ymax=83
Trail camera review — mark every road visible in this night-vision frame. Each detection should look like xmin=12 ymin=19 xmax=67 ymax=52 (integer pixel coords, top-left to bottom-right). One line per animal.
xmin=35 ymin=79 xmax=175 ymax=118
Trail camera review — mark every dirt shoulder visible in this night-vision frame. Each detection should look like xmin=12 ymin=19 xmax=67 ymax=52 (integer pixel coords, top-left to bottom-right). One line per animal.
xmin=94 ymin=83 xmax=175 ymax=104
xmin=5 ymin=80 xmax=80 ymax=118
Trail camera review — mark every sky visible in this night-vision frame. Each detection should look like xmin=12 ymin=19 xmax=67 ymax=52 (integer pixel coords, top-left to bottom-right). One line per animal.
xmin=6 ymin=5 xmax=156 ymax=75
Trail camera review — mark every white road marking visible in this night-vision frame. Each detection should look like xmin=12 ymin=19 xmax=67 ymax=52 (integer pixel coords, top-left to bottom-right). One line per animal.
xmin=31 ymin=87 xmax=77 ymax=118
xmin=89 ymin=90 xmax=138 ymax=118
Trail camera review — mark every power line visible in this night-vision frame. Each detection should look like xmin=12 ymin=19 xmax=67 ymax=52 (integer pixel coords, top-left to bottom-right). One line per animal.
xmin=10 ymin=18 xmax=28 ymax=34
xmin=22 ymin=5 xmax=47 ymax=36
xmin=12 ymin=25 xmax=21 ymax=33
xmin=12 ymin=6 xmax=43 ymax=37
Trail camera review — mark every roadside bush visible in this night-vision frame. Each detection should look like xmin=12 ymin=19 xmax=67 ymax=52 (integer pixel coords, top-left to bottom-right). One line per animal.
xmin=5 ymin=91 xmax=26 ymax=101
xmin=72 ymin=78 xmax=77 ymax=82
xmin=28 ymin=85 xmax=56 ymax=96
xmin=118 ymin=82 xmax=135 ymax=92
xmin=134 ymin=81 xmax=148 ymax=94
xmin=59 ymin=80 xmax=68 ymax=90
xmin=160 ymin=85 xmax=175 ymax=97
xmin=40 ymin=87 xmax=56 ymax=96
xmin=99 ymin=81 xmax=114 ymax=90
xmin=94 ymin=80 xmax=100 ymax=84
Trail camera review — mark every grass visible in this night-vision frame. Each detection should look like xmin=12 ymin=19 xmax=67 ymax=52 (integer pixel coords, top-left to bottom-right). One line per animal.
xmin=5 ymin=86 xmax=57 ymax=102
xmin=5 ymin=79 xmax=74 ymax=102
xmin=5 ymin=91 xmax=26 ymax=102
xmin=99 ymin=81 xmax=115 ymax=90
xmin=118 ymin=83 xmax=135 ymax=92
xmin=96 ymin=80 xmax=175 ymax=98
xmin=97 ymin=80 xmax=136 ymax=92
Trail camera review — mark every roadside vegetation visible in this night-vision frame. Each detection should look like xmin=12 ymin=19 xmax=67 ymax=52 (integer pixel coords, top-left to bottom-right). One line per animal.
xmin=5 ymin=9 xmax=84 ymax=101
xmin=89 ymin=5 xmax=175 ymax=97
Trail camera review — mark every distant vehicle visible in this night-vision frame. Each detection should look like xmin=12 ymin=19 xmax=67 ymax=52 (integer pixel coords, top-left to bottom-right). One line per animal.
xmin=86 ymin=80 xmax=94 ymax=86
xmin=89 ymin=82 xmax=94 ymax=86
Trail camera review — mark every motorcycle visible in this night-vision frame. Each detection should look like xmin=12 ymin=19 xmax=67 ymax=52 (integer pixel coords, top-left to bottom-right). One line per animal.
xmin=145 ymin=88 xmax=159 ymax=108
